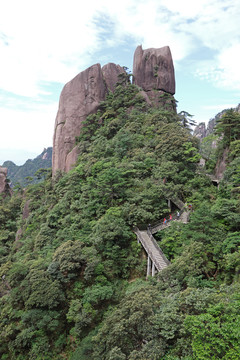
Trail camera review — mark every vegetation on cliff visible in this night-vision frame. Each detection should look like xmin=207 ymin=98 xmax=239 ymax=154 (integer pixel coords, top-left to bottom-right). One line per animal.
xmin=0 ymin=81 xmax=240 ymax=359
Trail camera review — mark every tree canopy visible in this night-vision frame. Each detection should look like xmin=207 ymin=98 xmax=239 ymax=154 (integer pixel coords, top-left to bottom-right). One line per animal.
xmin=0 ymin=82 xmax=239 ymax=359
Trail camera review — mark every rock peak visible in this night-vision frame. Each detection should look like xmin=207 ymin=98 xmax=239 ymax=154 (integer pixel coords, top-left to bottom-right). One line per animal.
xmin=52 ymin=45 xmax=176 ymax=175
xmin=52 ymin=63 xmax=126 ymax=176
xmin=133 ymin=45 xmax=175 ymax=94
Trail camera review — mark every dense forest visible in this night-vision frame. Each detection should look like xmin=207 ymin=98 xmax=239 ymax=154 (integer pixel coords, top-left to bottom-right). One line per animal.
xmin=0 ymin=78 xmax=240 ymax=360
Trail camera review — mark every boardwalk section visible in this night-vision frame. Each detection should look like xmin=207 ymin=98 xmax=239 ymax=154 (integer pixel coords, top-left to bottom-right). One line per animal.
xmin=134 ymin=196 xmax=190 ymax=277
xmin=151 ymin=209 xmax=189 ymax=234
xmin=134 ymin=227 xmax=170 ymax=277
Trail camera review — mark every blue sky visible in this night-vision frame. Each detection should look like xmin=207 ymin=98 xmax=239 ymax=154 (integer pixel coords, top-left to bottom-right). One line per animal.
xmin=0 ymin=0 xmax=240 ymax=165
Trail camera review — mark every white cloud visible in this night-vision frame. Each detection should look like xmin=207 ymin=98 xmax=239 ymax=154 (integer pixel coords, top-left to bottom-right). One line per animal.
xmin=0 ymin=102 xmax=57 ymax=151
xmin=216 ymin=43 xmax=240 ymax=89
xmin=195 ymin=42 xmax=240 ymax=91
xmin=1 ymin=0 xmax=240 ymax=96
xmin=99 ymin=0 xmax=240 ymax=90
xmin=0 ymin=0 xmax=102 ymax=96
xmin=1 ymin=0 xmax=240 ymax=163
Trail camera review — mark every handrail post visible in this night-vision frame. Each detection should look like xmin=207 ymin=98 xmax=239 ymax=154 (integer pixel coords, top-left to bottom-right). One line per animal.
xmin=152 ymin=263 xmax=156 ymax=276
xmin=147 ymin=256 xmax=151 ymax=278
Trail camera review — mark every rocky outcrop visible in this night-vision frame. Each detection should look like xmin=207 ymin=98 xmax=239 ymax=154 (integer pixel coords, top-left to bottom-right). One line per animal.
xmin=206 ymin=118 xmax=216 ymax=137
xmin=133 ymin=45 xmax=175 ymax=95
xmin=193 ymin=122 xmax=207 ymax=140
xmin=52 ymin=45 xmax=176 ymax=175
xmin=102 ymin=63 xmax=125 ymax=92
xmin=52 ymin=63 xmax=125 ymax=175
xmin=40 ymin=147 xmax=52 ymax=161
xmin=215 ymin=148 xmax=228 ymax=180
xmin=195 ymin=104 xmax=240 ymax=142
xmin=0 ymin=167 xmax=9 ymax=195
xmin=194 ymin=117 xmax=218 ymax=141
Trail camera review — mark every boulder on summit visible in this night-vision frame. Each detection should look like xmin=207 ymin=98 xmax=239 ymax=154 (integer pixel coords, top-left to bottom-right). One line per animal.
xmin=133 ymin=45 xmax=175 ymax=95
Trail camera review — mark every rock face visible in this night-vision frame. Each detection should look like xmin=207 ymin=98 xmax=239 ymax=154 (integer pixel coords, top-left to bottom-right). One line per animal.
xmin=0 ymin=167 xmax=8 ymax=194
xmin=194 ymin=103 xmax=240 ymax=142
xmin=52 ymin=45 xmax=176 ymax=175
xmin=52 ymin=63 xmax=125 ymax=175
xmin=215 ymin=148 xmax=228 ymax=180
xmin=133 ymin=45 xmax=175 ymax=95
xmin=193 ymin=122 xmax=207 ymax=140
xmin=102 ymin=63 xmax=125 ymax=92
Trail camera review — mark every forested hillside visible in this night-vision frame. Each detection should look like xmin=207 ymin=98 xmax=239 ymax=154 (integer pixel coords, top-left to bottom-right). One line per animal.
xmin=0 ymin=80 xmax=240 ymax=360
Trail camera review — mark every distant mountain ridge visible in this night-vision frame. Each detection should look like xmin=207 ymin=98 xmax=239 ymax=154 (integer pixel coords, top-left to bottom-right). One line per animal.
xmin=2 ymin=147 xmax=52 ymax=186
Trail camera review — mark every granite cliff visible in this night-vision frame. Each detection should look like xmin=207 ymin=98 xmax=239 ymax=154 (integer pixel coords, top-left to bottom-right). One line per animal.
xmin=52 ymin=63 xmax=125 ymax=175
xmin=52 ymin=46 xmax=176 ymax=175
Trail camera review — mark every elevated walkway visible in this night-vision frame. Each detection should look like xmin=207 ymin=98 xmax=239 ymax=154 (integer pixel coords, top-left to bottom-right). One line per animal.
xmin=150 ymin=208 xmax=189 ymax=234
xmin=134 ymin=197 xmax=189 ymax=277
xmin=134 ymin=228 xmax=170 ymax=276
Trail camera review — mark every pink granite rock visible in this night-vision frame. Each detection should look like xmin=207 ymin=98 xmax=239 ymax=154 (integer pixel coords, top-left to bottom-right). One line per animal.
xmin=102 ymin=63 xmax=125 ymax=92
xmin=52 ymin=63 xmax=106 ymax=175
xmin=133 ymin=45 xmax=175 ymax=95
xmin=65 ymin=145 xmax=81 ymax=173
xmin=52 ymin=63 xmax=126 ymax=175
xmin=52 ymin=46 xmax=176 ymax=176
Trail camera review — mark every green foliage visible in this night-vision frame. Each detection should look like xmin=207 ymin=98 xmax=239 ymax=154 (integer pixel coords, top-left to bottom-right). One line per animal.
xmin=200 ymin=134 xmax=218 ymax=170
xmin=0 ymin=83 xmax=240 ymax=359
xmin=215 ymin=109 xmax=240 ymax=147
xmin=184 ymin=291 xmax=240 ymax=359
xmin=178 ymin=110 xmax=196 ymax=130
xmin=156 ymin=221 xmax=184 ymax=259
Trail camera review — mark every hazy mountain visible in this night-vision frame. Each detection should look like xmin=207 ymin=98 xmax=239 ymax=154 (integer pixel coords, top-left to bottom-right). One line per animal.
xmin=2 ymin=147 xmax=52 ymax=186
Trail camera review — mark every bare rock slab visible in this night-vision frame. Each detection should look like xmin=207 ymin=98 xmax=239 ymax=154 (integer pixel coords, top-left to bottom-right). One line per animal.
xmin=52 ymin=63 xmax=125 ymax=176
xmin=133 ymin=45 xmax=175 ymax=95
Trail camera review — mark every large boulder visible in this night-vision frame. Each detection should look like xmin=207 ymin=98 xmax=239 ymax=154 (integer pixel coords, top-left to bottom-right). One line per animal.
xmin=52 ymin=63 xmax=125 ymax=175
xmin=133 ymin=45 xmax=175 ymax=95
